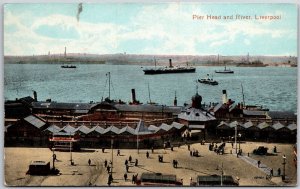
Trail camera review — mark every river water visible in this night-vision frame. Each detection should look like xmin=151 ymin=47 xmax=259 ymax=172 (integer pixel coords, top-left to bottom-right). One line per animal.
xmin=4 ymin=63 xmax=297 ymax=112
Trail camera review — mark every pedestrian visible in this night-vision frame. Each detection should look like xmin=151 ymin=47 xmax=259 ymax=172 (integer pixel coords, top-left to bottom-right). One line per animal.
xmin=124 ymin=173 xmax=128 ymax=181
xmin=88 ymin=159 xmax=91 ymax=166
xmin=132 ymin=174 xmax=135 ymax=184
xmin=109 ymin=173 xmax=113 ymax=182
xmin=173 ymin=160 xmax=176 ymax=168
xmin=146 ymin=151 xmax=149 ymax=158
xmin=171 ymin=145 xmax=174 ymax=151
xmin=151 ymin=147 xmax=154 ymax=153
xmin=270 ymin=168 xmax=273 ymax=176
xmin=107 ymin=175 xmax=111 ymax=186
xmin=277 ymin=168 xmax=281 ymax=176
xmin=129 ymin=155 xmax=132 ymax=162
xmin=104 ymin=159 xmax=108 ymax=167
xmin=190 ymin=150 xmax=192 ymax=156
xmin=107 ymin=166 xmax=110 ymax=173
xmin=117 ymin=149 xmax=120 ymax=156
xmin=126 ymin=164 xmax=129 ymax=172
xmin=102 ymin=148 xmax=105 ymax=153
xmin=273 ymin=146 xmax=277 ymax=153
xmin=125 ymin=159 xmax=128 ymax=165
xmin=258 ymin=160 xmax=261 ymax=168
xmin=188 ymin=144 xmax=190 ymax=151
xmin=135 ymin=159 xmax=138 ymax=166
xmin=175 ymin=160 xmax=178 ymax=168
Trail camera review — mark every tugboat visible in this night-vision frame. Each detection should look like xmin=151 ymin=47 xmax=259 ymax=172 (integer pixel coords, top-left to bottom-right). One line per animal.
xmin=215 ymin=66 xmax=234 ymax=74
xmin=143 ymin=59 xmax=196 ymax=74
xmin=198 ymin=74 xmax=218 ymax=85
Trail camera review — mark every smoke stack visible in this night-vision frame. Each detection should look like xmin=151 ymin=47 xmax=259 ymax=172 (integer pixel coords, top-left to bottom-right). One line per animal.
xmin=131 ymin=89 xmax=136 ymax=103
xmin=169 ymin=59 xmax=173 ymax=68
xmin=33 ymin=91 xmax=37 ymax=102
xmin=174 ymin=96 xmax=177 ymax=106
xmin=222 ymin=90 xmax=228 ymax=104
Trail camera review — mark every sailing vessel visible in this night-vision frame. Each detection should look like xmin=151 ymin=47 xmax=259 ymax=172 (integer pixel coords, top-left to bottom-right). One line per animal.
xmin=143 ymin=59 xmax=196 ymax=74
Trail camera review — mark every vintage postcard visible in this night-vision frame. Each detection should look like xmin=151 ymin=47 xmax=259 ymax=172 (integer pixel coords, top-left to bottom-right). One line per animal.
xmin=3 ymin=2 xmax=298 ymax=187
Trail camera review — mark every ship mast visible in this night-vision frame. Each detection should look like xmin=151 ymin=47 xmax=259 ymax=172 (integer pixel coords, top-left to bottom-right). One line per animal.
xmin=241 ymin=83 xmax=245 ymax=108
xmin=108 ymin=72 xmax=111 ymax=100
xmin=148 ymin=82 xmax=152 ymax=104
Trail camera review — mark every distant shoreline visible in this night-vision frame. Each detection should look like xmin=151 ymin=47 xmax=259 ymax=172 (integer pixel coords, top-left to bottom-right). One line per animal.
xmin=4 ymin=54 xmax=297 ymax=67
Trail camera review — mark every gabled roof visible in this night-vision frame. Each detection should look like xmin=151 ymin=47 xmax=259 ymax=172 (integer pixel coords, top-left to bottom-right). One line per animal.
xmin=271 ymin=122 xmax=285 ymax=130
xmin=148 ymin=125 xmax=160 ymax=132
xmin=287 ymin=123 xmax=297 ymax=131
xmin=213 ymin=103 xmax=227 ymax=112
xmin=118 ymin=125 xmax=136 ymax=135
xmin=44 ymin=124 xmax=61 ymax=133
xmin=60 ymin=124 xmax=76 ymax=133
xmin=89 ymin=125 xmax=105 ymax=134
xmin=24 ymin=115 xmax=46 ymax=129
xmin=229 ymin=121 xmax=244 ymax=130
xmin=75 ymin=125 xmax=91 ymax=134
xmin=170 ymin=122 xmax=185 ymax=130
xmin=159 ymin=123 xmax=172 ymax=131
xmin=103 ymin=125 xmax=120 ymax=135
xmin=257 ymin=122 xmax=272 ymax=130
xmin=217 ymin=121 xmax=231 ymax=129
xmin=178 ymin=108 xmax=216 ymax=122
xmin=243 ymin=121 xmax=254 ymax=129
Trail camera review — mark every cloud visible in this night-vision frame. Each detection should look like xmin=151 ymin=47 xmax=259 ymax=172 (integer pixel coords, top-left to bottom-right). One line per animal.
xmin=3 ymin=4 xmax=297 ymax=56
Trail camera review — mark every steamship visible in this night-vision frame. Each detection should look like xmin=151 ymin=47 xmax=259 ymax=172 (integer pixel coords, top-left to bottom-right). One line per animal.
xmin=143 ymin=59 xmax=196 ymax=74
xmin=215 ymin=66 xmax=234 ymax=74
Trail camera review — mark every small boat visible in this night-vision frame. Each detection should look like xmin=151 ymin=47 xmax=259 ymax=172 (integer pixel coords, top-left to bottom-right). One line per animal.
xmin=198 ymin=74 xmax=218 ymax=85
xmin=215 ymin=66 xmax=234 ymax=74
xmin=61 ymin=65 xmax=76 ymax=68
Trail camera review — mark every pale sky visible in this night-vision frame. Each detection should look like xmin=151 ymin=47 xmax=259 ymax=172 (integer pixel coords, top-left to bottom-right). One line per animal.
xmin=3 ymin=3 xmax=298 ymax=56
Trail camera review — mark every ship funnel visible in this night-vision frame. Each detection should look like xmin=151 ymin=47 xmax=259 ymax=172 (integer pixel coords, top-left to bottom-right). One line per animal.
xmin=174 ymin=91 xmax=177 ymax=106
xmin=169 ymin=59 xmax=173 ymax=68
xmin=33 ymin=90 xmax=37 ymax=102
xmin=131 ymin=89 xmax=137 ymax=103
xmin=222 ymin=90 xmax=228 ymax=104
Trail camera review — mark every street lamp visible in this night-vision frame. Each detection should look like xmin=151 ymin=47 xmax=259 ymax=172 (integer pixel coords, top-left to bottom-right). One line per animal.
xmin=238 ymin=133 xmax=241 ymax=151
xmin=282 ymin=155 xmax=286 ymax=180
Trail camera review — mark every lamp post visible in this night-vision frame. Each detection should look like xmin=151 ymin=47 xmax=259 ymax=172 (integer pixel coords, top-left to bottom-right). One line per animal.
xmin=111 ymin=136 xmax=114 ymax=177
xmin=238 ymin=133 xmax=241 ymax=151
xmin=282 ymin=155 xmax=286 ymax=180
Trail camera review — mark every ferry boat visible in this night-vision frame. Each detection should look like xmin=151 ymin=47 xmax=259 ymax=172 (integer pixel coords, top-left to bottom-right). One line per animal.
xmin=143 ymin=59 xmax=196 ymax=74
xmin=198 ymin=74 xmax=218 ymax=85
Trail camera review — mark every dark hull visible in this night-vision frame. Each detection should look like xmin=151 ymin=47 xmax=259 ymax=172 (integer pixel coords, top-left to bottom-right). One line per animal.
xmin=143 ymin=68 xmax=196 ymax=74
xmin=198 ymin=79 xmax=218 ymax=85
xmin=61 ymin=65 xmax=76 ymax=68
xmin=215 ymin=70 xmax=234 ymax=74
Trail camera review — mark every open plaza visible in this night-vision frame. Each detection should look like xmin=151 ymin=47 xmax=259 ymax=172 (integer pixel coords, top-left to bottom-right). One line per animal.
xmin=4 ymin=141 xmax=296 ymax=186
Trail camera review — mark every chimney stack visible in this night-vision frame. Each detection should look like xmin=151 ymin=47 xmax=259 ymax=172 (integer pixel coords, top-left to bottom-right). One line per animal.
xmin=222 ymin=90 xmax=228 ymax=104
xmin=174 ymin=91 xmax=177 ymax=106
xmin=169 ymin=59 xmax=173 ymax=68
xmin=131 ymin=89 xmax=137 ymax=103
xmin=33 ymin=90 xmax=37 ymax=102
